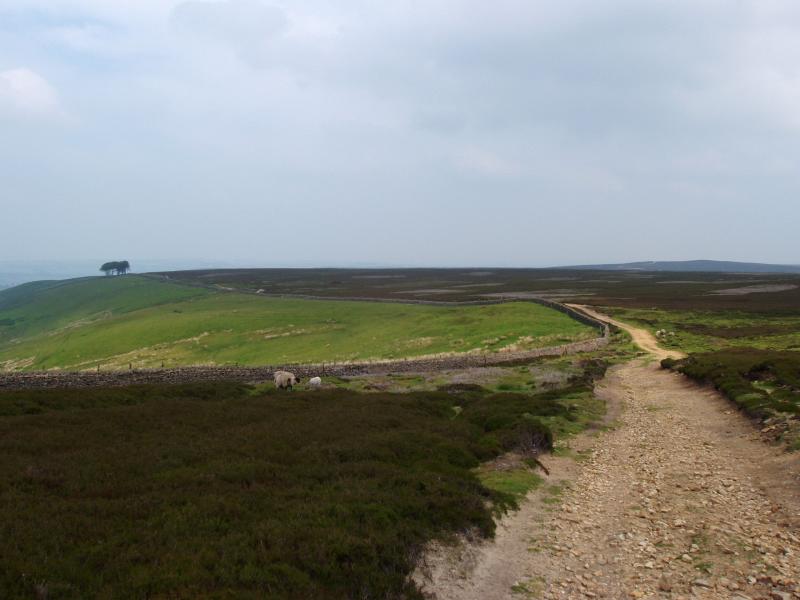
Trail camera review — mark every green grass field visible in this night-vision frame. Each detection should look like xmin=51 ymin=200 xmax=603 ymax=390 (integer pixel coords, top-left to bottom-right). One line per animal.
xmin=0 ymin=276 xmax=594 ymax=371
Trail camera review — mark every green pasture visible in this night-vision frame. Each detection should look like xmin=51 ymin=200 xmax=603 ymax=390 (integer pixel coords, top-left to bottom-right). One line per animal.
xmin=0 ymin=276 xmax=594 ymax=371
xmin=605 ymin=307 xmax=800 ymax=354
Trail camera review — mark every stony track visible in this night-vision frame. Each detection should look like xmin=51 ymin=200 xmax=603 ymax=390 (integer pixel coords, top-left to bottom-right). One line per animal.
xmin=419 ymin=315 xmax=800 ymax=600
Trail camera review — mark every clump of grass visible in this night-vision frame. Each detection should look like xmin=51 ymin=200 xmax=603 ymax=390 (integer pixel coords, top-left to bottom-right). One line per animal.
xmin=541 ymin=483 xmax=565 ymax=505
xmin=478 ymin=469 xmax=543 ymax=499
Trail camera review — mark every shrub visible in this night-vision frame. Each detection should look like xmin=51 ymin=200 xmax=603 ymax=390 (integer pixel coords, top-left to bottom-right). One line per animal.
xmin=664 ymin=348 xmax=800 ymax=418
xmin=0 ymin=376 xmax=599 ymax=599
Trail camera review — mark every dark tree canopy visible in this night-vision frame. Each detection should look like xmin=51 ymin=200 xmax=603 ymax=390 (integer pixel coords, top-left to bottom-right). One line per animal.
xmin=100 ymin=261 xmax=131 ymax=276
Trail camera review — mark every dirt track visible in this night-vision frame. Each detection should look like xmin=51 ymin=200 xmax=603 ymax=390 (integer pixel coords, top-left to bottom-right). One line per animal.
xmin=567 ymin=305 xmax=686 ymax=361
xmin=418 ymin=313 xmax=800 ymax=599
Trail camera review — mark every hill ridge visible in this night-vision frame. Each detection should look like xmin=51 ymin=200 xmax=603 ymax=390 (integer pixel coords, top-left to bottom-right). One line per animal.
xmin=560 ymin=259 xmax=800 ymax=273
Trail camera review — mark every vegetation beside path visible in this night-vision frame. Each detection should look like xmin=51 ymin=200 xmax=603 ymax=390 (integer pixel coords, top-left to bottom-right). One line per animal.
xmin=596 ymin=306 xmax=800 ymax=448
xmin=605 ymin=306 xmax=800 ymax=354
xmin=663 ymin=349 xmax=800 ymax=449
xmin=0 ymin=359 xmax=607 ymax=599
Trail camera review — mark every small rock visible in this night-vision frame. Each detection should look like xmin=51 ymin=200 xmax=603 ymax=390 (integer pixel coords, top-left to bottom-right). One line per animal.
xmin=693 ymin=578 xmax=712 ymax=588
xmin=658 ymin=574 xmax=673 ymax=592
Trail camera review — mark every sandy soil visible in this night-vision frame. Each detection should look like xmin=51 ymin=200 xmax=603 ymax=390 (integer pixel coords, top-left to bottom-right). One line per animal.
xmin=417 ymin=312 xmax=800 ymax=600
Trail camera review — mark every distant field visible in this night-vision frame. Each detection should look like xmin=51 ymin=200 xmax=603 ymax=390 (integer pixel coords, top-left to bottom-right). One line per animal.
xmin=156 ymin=267 xmax=800 ymax=311
xmin=0 ymin=276 xmax=594 ymax=371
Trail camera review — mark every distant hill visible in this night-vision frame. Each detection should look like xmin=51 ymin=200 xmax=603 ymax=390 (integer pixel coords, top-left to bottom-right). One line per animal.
xmin=560 ymin=260 xmax=800 ymax=274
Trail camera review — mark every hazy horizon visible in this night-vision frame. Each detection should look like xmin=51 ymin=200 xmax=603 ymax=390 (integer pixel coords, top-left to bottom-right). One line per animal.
xmin=3 ymin=1 xmax=800 ymax=265
xmin=3 ymin=256 xmax=800 ymax=290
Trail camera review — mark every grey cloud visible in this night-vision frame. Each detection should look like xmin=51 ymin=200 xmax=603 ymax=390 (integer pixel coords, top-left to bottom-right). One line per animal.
xmin=1 ymin=1 xmax=800 ymax=266
xmin=170 ymin=0 xmax=288 ymax=65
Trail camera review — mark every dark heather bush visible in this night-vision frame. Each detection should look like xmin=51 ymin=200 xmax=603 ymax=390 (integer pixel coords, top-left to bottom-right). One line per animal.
xmin=664 ymin=348 xmax=800 ymax=418
xmin=0 ymin=376 xmax=601 ymax=599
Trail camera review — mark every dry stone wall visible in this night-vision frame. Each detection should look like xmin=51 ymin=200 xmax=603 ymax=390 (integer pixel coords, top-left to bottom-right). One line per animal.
xmin=0 ymin=301 xmax=611 ymax=390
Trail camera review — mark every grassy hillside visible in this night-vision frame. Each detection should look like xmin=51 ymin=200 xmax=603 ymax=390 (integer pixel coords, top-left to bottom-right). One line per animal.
xmin=0 ymin=277 xmax=209 ymax=342
xmin=0 ymin=276 xmax=594 ymax=371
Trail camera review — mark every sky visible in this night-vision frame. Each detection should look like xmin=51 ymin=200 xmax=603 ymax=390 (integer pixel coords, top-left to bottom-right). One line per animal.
xmin=2 ymin=0 xmax=800 ymax=268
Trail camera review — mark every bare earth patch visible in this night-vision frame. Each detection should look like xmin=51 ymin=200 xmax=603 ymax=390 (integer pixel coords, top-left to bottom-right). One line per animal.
xmin=710 ymin=284 xmax=798 ymax=296
xmin=395 ymin=289 xmax=462 ymax=295
xmin=483 ymin=291 xmax=597 ymax=300
xmin=0 ymin=356 xmax=36 ymax=371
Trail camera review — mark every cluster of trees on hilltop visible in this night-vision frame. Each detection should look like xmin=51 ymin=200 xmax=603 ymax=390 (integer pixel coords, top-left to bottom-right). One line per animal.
xmin=100 ymin=261 xmax=131 ymax=276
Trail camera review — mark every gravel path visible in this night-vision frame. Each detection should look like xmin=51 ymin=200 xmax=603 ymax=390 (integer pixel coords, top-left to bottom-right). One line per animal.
xmin=566 ymin=304 xmax=685 ymax=361
xmin=419 ymin=317 xmax=800 ymax=600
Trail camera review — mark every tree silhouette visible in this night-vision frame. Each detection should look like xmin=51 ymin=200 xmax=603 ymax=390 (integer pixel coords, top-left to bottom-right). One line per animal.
xmin=99 ymin=261 xmax=131 ymax=276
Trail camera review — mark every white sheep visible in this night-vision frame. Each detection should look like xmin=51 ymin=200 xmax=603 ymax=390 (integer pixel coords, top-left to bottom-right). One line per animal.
xmin=274 ymin=370 xmax=300 ymax=390
xmin=308 ymin=376 xmax=322 ymax=388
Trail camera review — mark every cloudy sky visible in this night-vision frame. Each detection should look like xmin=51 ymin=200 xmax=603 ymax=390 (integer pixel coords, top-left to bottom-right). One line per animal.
xmin=2 ymin=0 xmax=800 ymax=267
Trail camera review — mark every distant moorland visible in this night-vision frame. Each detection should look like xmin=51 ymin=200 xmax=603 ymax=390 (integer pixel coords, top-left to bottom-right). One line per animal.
xmin=156 ymin=266 xmax=800 ymax=311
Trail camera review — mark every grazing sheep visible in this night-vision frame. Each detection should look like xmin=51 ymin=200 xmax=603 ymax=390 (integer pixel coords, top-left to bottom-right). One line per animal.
xmin=274 ymin=370 xmax=300 ymax=390
xmin=308 ymin=376 xmax=322 ymax=387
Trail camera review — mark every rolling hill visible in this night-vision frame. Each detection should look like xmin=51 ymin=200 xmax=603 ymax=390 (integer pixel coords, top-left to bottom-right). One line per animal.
xmin=0 ymin=275 xmax=594 ymax=371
